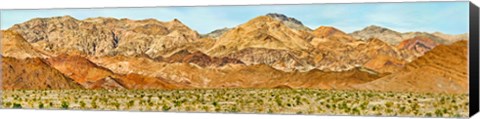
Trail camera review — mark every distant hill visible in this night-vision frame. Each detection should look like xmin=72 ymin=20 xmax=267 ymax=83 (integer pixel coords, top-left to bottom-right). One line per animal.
xmin=350 ymin=25 xmax=466 ymax=45
xmin=354 ymin=40 xmax=468 ymax=94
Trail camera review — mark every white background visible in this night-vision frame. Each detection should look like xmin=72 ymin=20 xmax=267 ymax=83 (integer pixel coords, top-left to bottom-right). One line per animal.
xmin=0 ymin=0 xmax=479 ymax=119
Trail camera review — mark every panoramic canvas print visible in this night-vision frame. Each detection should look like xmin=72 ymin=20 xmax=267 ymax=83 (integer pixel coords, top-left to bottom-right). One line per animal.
xmin=0 ymin=1 xmax=471 ymax=118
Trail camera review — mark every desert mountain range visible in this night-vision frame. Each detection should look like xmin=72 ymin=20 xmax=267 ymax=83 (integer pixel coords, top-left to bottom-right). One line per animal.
xmin=1 ymin=13 xmax=469 ymax=94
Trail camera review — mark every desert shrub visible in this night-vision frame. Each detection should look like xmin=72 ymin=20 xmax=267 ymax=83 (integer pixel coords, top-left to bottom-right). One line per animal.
xmin=296 ymin=111 xmax=303 ymax=114
xmin=371 ymin=105 xmax=377 ymax=111
xmin=425 ymin=112 xmax=433 ymax=117
xmin=267 ymin=109 xmax=274 ymax=114
xmin=91 ymin=101 xmax=98 ymax=109
xmin=435 ymin=109 xmax=444 ymax=117
xmin=12 ymin=103 xmax=22 ymax=108
xmin=127 ymin=100 xmax=135 ymax=108
xmin=202 ymin=105 xmax=210 ymax=112
xmin=162 ymin=105 xmax=171 ymax=111
xmin=39 ymin=103 xmax=44 ymax=109
xmin=385 ymin=102 xmax=394 ymax=108
xmin=5 ymin=102 xmax=12 ymax=107
xmin=80 ymin=101 xmax=86 ymax=108
xmin=112 ymin=102 xmax=120 ymax=109
xmin=352 ymin=107 xmax=360 ymax=115
xmin=399 ymin=106 xmax=406 ymax=113
xmin=61 ymin=101 xmax=69 ymax=109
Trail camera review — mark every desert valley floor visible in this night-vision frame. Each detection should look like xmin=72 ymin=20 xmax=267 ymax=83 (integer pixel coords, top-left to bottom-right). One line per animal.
xmin=1 ymin=89 xmax=469 ymax=117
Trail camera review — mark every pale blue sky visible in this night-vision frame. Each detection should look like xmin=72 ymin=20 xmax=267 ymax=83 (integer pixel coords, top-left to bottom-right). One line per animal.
xmin=0 ymin=2 xmax=469 ymax=34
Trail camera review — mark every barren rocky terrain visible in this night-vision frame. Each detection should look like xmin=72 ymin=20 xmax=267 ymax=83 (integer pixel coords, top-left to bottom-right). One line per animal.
xmin=1 ymin=13 xmax=469 ymax=93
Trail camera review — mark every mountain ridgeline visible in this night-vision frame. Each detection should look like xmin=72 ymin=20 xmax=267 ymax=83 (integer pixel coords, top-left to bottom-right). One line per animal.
xmin=1 ymin=13 xmax=469 ymax=94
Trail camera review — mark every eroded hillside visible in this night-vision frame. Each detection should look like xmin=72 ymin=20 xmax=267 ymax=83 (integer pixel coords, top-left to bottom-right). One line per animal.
xmin=1 ymin=13 xmax=469 ymax=94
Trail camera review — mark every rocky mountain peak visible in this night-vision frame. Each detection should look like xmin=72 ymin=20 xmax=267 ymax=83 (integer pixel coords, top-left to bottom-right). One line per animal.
xmin=362 ymin=25 xmax=398 ymax=34
xmin=312 ymin=26 xmax=347 ymax=38
xmin=172 ymin=18 xmax=181 ymax=23
xmin=350 ymin=25 xmax=403 ymax=45
xmin=364 ymin=25 xmax=382 ymax=29
xmin=266 ymin=13 xmax=303 ymax=25
xmin=311 ymin=26 xmax=356 ymax=43
xmin=8 ymin=16 xmax=200 ymax=58
xmin=205 ymin=15 xmax=316 ymax=71
xmin=265 ymin=13 xmax=311 ymax=31
xmin=210 ymin=15 xmax=313 ymax=49
xmin=202 ymin=27 xmax=232 ymax=39
xmin=166 ymin=18 xmax=191 ymax=29
xmin=56 ymin=15 xmax=77 ymax=20
xmin=431 ymin=32 xmax=468 ymax=43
